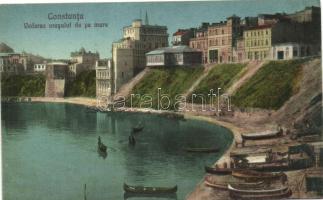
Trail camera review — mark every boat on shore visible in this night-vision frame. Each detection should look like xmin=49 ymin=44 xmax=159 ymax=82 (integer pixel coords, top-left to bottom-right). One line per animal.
xmin=184 ymin=147 xmax=219 ymax=153
xmin=123 ymin=183 xmax=177 ymax=194
xmin=241 ymin=130 xmax=281 ymax=140
xmin=228 ymin=184 xmax=292 ymax=199
xmin=205 ymin=166 xmax=232 ymax=175
xmin=204 ymin=175 xmax=264 ymax=190
xmin=232 ymin=169 xmax=287 ymax=181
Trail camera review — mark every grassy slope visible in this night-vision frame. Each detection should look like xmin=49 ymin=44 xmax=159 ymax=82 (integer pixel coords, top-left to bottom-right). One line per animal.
xmin=232 ymin=59 xmax=307 ymax=110
xmin=126 ymin=67 xmax=204 ymax=110
xmin=1 ymin=74 xmax=46 ymax=97
xmin=65 ymin=70 xmax=96 ymax=97
xmin=188 ymin=63 xmax=246 ymax=104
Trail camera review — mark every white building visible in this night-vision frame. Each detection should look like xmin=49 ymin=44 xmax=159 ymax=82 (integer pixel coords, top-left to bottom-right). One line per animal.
xmin=271 ymin=43 xmax=311 ymax=60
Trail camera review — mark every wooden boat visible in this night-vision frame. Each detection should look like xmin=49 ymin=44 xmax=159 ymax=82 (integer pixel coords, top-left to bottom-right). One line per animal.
xmin=205 ymin=166 xmax=232 ymax=175
xmin=228 ymin=184 xmax=289 ymax=196
xmin=204 ymin=175 xmax=264 ymax=190
xmin=229 ymin=189 xmax=292 ymax=200
xmin=184 ymin=147 xmax=219 ymax=153
xmin=232 ymin=169 xmax=286 ymax=180
xmin=132 ymin=126 xmax=144 ymax=132
xmin=241 ymin=130 xmax=281 ymax=140
xmin=123 ymin=183 xmax=177 ymax=194
xmin=98 ymin=141 xmax=107 ymax=153
xmin=123 ymin=192 xmax=177 ymax=199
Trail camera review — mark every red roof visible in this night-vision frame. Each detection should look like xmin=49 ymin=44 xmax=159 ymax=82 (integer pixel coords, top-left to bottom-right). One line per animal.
xmin=173 ymin=30 xmax=188 ymax=36
xmin=245 ymin=24 xmax=273 ymax=30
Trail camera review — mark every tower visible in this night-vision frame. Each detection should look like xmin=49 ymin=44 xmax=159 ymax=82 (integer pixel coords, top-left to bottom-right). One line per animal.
xmin=145 ymin=11 xmax=149 ymax=25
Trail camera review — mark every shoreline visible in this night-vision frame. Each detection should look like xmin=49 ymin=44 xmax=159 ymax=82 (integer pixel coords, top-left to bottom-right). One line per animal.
xmin=9 ymin=96 xmax=242 ymax=199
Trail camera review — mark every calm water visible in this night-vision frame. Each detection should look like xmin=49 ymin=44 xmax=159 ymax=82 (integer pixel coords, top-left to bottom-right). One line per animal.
xmin=2 ymin=103 xmax=233 ymax=200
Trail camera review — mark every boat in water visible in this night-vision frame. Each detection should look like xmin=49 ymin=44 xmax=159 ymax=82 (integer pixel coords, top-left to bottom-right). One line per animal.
xmin=123 ymin=183 xmax=177 ymax=194
xmin=132 ymin=123 xmax=144 ymax=133
xmin=97 ymin=136 xmax=107 ymax=153
xmin=184 ymin=147 xmax=219 ymax=153
xmin=123 ymin=192 xmax=177 ymax=199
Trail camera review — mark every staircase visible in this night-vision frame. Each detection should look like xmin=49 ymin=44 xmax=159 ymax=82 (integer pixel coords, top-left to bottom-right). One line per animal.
xmin=226 ymin=60 xmax=266 ymax=95
xmin=113 ymin=67 xmax=150 ymax=99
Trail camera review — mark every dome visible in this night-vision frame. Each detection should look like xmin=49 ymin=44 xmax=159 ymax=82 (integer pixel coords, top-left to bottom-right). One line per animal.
xmin=0 ymin=43 xmax=14 ymax=53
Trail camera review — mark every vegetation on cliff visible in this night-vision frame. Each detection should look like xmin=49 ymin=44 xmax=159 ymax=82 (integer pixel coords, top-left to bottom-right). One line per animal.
xmin=232 ymin=59 xmax=307 ymax=110
xmin=1 ymin=74 xmax=46 ymax=97
xmin=126 ymin=66 xmax=204 ymax=110
xmin=188 ymin=63 xmax=246 ymax=104
xmin=65 ymin=70 xmax=96 ymax=97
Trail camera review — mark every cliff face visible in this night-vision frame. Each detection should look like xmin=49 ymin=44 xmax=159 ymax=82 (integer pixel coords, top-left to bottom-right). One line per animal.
xmin=273 ymin=58 xmax=322 ymax=135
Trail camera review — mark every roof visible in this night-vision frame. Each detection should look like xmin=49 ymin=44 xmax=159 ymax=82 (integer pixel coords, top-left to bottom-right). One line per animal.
xmin=173 ymin=30 xmax=188 ymax=36
xmin=146 ymin=45 xmax=201 ymax=55
xmin=245 ymin=24 xmax=272 ymax=30
xmin=0 ymin=52 xmax=22 ymax=57
xmin=47 ymin=62 xmax=68 ymax=66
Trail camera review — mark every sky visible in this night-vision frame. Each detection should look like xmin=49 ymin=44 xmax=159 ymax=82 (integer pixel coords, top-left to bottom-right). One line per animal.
xmin=0 ymin=0 xmax=320 ymax=59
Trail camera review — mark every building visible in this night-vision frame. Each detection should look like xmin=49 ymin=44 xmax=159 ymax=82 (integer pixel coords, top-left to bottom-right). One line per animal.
xmin=243 ymin=21 xmax=303 ymax=61
xmin=0 ymin=52 xmax=27 ymax=74
xmin=68 ymin=47 xmax=99 ymax=79
xmin=112 ymin=18 xmax=168 ymax=93
xmin=34 ymin=63 xmax=47 ymax=73
xmin=271 ymin=43 xmax=312 ymax=60
xmin=233 ymin=37 xmax=246 ymax=63
xmin=146 ymin=45 xmax=202 ymax=67
xmin=172 ymin=28 xmax=195 ymax=46
xmin=189 ymin=23 xmax=209 ymax=64
xmin=207 ymin=15 xmax=241 ymax=64
xmin=45 ymin=62 xmax=68 ymax=97
xmin=96 ymin=59 xmax=113 ymax=99
xmin=288 ymin=6 xmax=321 ymax=23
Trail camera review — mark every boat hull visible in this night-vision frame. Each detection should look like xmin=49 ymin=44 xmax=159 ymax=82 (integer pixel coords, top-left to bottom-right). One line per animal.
xmin=204 ymin=166 xmax=232 ymax=175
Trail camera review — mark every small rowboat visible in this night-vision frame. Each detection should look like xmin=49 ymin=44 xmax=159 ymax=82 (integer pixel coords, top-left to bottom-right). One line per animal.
xmin=123 ymin=192 xmax=177 ymax=199
xmin=184 ymin=147 xmax=219 ymax=153
xmin=232 ymin=169 xmax=286 ymax=180
xmin=98 ymin=142 xmax=107 ymax=153
xmin=132 ymin=126 xmax=144 ymax=133
xmin=205 ymin=166 xmax=232 ymax=175
xmin=123 ymin=183 xmax=177 ymax=194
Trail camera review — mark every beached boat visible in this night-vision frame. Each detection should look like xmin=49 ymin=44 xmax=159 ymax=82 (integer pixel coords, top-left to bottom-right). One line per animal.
xmin=123 ymin=183 xmax=177 ymax=194
xmin=241 ymin=130 xmax=281 ymax=140
xmin=232 ymin=169 xmax=286 ymax=180
xmin=184 ymin=147 xmax=219 ymax=153
xmin=204 ymin=175 xmax=264 ymax=190
xmin=204 ymin=166 xmax=232 ymax=175
xmin=228 ymin=184 xmax=292 ymax=199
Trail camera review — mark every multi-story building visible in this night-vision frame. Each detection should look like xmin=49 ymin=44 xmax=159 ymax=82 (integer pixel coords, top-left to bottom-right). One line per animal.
xmin=233 ymin=37 xmax=245 ymax=63
xmin=96 ymin=59 xmax=113 ymax=99
xmin=172 ymin=28 xmax=195 ymax=46
xmin=189 ymin=23 xmax=209 ymax=64
xmin=68 ymin=47 xmax=99 ymax=79
xmin=0 ymin=53 xmax=27 ymax=74
xmin=244 ymin=21 xmax=303 ymax=61
xmin=112 ymin=18 xmax=168 ymax=93
xmin=207 ymin=15 xmax=241 ymax=63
